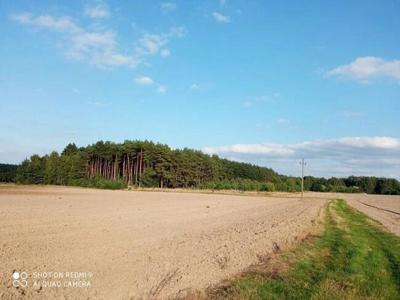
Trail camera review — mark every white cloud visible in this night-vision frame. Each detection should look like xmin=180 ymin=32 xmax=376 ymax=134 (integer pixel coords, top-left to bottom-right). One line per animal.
xmin=11 ymin=11 xmax=185 ymax=69
xmin=158 ymin=85 xmax=167 ymax=94
xmin=327 ymin=56 xmax=400 ymax=82
xmin=137 ymin=34 xmax=164 ymax=54
xmin=135 ymin=76 xmax=154 ymax=85
xmin=190 ymin=83 xmax=200 ymax=90
xmin=11 ymin=13 xmax=135 ymax=68
xmin=212 ymin=12 xmax=230 ymax=23
xmin=134 ymin=78 xmax=167 ymax=94
xmin=161 ymin=2 xmax=177 ymax=13
xmin=11 ymin=13 xmax=80 ymax=32
xmin=204 ymin=137 xmax=400 ymax=178
xmin=205 ymin=137 xmax=400 ymax=157
xmin=68 ymin=30 xmax=138 ymax=68
xmin=96 ymin=52 xmax=137 ymax=67
xmin=84 ymin=2 xmax=110 ymax=19
xmin=70 ymin=31 xmax=114 ymax=52
xmin=135 ymin=27 xmax=186 ymax=57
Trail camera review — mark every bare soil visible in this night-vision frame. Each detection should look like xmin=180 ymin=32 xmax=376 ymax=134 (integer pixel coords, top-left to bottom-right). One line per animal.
xmin=285 ymin=191 xmax=400 ymax=236
xmin=339 ymin=193 xmax=400 ymax=235
xmin=0 ymin=185 xmax=326 ymax=299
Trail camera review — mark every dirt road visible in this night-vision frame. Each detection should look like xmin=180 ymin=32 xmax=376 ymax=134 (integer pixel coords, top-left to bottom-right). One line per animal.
xmin=0 ymin=185 xmax=326 ymax=299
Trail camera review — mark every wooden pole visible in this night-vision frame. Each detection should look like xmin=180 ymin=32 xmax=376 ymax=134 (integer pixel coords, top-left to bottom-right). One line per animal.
xmin=300 ymin=158 xmax=306 ymax=200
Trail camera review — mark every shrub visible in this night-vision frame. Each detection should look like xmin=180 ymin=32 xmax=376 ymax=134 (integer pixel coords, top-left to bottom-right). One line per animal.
xmin=69 ymin=177 xmax=127 ymax=190
xmin=260 ymin=182 xmax=276 ymax=192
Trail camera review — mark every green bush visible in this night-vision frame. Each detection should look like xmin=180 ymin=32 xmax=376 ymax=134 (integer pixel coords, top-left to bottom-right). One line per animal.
xmin=260 ymin=182 xmax=276 ymax=192
xmin=69 ymin=177 xmax=127 ymax=190
xmin=199 ymin=179 xmax=278 ymax=192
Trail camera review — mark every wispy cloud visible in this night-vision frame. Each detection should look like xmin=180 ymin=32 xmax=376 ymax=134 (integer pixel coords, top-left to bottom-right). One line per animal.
xmin=205 ymin=137 xmax=400 ymax=158
xmin=160 ymin=49 xmax=171 ymax=57
xmin=190 ymin=83 xmax=200 ymax=90
xmin=11 ymin=13 xmax=80 ymax=32
xmin=11 ymin=12 xmax=135 ymax=68
xmin=134 ymin=77 xmax=167 ymax=94
xmin=11 ymin=10 xmax=186 ymax=69
xmin=342 ymin=110 xmax=366 ymax=119
xmin=135 ymin=27 xmax=186 ymax=57
xmin=134 ymin=76 xmax=168 ymax=94
xmin=84 ymin=1 xmax=110 ymax=19
xmin=135 ymin=76 xmax=154 ymax=85
xmin=212 ymin=12 xmax=230 ymax=23
xmin=243 ymin=93 xmax=279 ymax=108
xmin=158 ymin=85 xmax=167 ymax=94
xmin=327 ymin=56 xmax=400 ymax=83
xmin=204 ymin=137 xmax=400 ymax=178
xmin=161 ymin=2 xmax=177 ymax=13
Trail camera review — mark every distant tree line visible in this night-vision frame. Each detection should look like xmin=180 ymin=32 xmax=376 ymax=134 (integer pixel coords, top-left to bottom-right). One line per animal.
xmin=0 ymin=164 xmax=18 ymax=182
xmin=0 ymin=140 xmax=399 ymax=194
xmin=12 ymin=141 xmax=280 ymax=190
xmin=304 ymin=176 xmax=400 ymax=195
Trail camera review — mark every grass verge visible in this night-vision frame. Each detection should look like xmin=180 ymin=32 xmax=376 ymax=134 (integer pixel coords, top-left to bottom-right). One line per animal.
xmin=211 ymin=199 xmax=400 ymax=299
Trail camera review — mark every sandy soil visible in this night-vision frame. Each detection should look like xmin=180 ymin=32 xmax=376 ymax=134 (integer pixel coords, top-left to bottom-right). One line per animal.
xmin=0 ymin=185 xmax=326 ymax=299
xmin=339 ymin=193 xmax=400 ymax=236
xmin=285 ymin=192 xmax=400 ymax=236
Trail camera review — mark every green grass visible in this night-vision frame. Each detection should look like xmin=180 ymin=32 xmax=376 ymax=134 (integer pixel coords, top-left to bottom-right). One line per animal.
xmin=216 ymin=199 xmax=400 ymax=299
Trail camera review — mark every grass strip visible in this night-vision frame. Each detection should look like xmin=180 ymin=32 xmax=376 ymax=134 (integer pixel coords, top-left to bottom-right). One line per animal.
xmin=213 ymin=199 xmax=400 ymax=299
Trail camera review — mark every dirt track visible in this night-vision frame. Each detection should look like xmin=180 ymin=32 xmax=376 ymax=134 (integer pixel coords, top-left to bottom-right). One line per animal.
xmin=341 ymin=193 xmax=400 ymax=236
xmin=294 ymin=192 xmax=400 ymax=236
xmin=0 ymin=185 xmax=326 ymax=299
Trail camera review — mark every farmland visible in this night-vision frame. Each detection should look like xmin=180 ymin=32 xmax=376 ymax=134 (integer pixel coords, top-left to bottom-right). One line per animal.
xmin=0 ymin=185 xmax=325 ymax=299
xmin=0 ymin=186 xmax=399 ymax=299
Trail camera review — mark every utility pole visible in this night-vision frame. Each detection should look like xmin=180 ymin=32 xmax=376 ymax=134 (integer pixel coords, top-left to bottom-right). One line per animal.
xmin=299 ymin=158 xmax=306 ymax=200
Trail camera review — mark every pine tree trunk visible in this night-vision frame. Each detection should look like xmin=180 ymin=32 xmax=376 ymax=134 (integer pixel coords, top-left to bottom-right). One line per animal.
xmin=135 ymin=155 xmax=139 ymax=185
xmin=139 ymin=149 xmax=143 ymax=187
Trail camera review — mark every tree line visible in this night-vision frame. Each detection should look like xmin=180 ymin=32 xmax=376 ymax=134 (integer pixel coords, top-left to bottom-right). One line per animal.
xmin=0 ymin=140 xmax=399 ymax=194
xmin=0 ymin=164 xmax=18 ymax=182
xmin=12 ymin=141 xmax=280 ymax=190
xmin=304 ymin=176 xmax=400 ymax=195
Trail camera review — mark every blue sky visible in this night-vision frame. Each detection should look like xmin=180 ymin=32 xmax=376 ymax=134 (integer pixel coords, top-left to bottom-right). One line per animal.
xmin=1 ymin=0 xmax=399 ymax=178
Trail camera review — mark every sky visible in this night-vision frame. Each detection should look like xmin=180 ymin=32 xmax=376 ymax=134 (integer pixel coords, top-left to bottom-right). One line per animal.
xmin=1 ymin=0 xmax=399 ymax=178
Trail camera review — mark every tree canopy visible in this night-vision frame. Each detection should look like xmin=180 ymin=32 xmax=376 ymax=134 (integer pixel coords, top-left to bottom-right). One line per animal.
xmin=0 ymin=140 xmax=398 ymax=194
xmin=0 ymin=163 xmax=18 ymax=182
